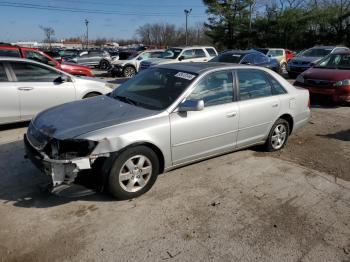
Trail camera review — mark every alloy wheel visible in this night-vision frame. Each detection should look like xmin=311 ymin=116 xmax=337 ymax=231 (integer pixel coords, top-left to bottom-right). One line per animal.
xmin=271 ymin=124 xmax=287 ymax=150
xmin=118 ymin=155 xmax=152 ymax=193
xmin=124 ymin=67 xmax=136 ymax=77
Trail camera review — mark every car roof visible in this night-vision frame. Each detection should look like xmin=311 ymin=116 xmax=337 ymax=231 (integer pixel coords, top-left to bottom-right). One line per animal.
xmin=157 ymin=62 xmax=248 ymax=74
xmin=170 ymin=46 xmax=215 ymax=49
xmin=221 ymin=50 xmax=260 ymax=55
xmin=311 ymin=46 xmax=345 ymax=49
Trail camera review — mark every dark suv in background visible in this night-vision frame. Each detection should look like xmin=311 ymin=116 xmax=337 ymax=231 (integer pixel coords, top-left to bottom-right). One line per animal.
xmin=67 ymin=50 xmax=112 ymax=69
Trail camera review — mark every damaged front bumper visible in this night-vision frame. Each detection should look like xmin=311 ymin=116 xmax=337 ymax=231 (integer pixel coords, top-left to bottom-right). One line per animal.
xmin=24 ymin=135 xmax=109 ymax=186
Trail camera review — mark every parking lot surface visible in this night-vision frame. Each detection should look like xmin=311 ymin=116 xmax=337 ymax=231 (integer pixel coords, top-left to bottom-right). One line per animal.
xmin=0 ymin=104 xmax=349 ymax=262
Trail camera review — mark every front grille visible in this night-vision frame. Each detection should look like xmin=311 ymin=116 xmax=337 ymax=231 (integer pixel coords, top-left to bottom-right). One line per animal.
xmin=27 ymin=122 xmax=51 ymax=150
xmin=306 ymin=79 xmax=334 ymax=87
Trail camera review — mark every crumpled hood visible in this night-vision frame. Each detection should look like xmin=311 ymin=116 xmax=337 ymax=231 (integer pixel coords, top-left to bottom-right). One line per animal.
xmin=32 ymin=95 xmax=158 ymax=140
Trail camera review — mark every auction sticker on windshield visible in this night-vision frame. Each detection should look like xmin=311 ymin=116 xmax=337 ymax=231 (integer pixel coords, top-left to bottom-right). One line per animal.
xmin=175 ymin=72 xmax=196 ymax=80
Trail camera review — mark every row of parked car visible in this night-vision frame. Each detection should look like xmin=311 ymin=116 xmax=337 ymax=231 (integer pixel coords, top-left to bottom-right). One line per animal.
xmin=1 ymin=43 xmax=349 ymax=127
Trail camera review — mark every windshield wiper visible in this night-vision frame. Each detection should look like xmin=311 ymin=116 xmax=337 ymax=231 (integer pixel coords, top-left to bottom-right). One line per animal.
xmin=114 ymin=95 xmax=138 ymax=106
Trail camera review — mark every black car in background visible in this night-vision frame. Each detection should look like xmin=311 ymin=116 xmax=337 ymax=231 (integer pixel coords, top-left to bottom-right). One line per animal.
xmin=210 ymin=50 xmax=280 ymax=73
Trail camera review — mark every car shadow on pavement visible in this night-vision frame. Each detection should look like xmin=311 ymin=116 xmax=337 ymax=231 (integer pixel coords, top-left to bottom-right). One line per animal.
xmin=0 ymin=140 xmax=116 ymax=208
xmin=317 ymin=129 xmax=350 ymax=142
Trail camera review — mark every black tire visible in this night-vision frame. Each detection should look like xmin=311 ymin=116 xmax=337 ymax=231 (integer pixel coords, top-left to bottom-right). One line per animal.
xmin=265 ymin=118 xmax=290 ymax=152
xmin=123 ymin=66 xmax=136 ymax=78
xmin=108 ymin=146 xmax=159 ymax=200
xmin=99 ymin=60 xmax=110 ymax=70
xmin=83 ymin=92 xmax=101 ymax=99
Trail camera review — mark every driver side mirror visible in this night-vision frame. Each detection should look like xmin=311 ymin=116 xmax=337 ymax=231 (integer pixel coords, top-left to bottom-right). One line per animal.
xmin=178 ymin=99 xmax=204 ymax=112
xmin=178 ymin=56 xmax=185 ymax=61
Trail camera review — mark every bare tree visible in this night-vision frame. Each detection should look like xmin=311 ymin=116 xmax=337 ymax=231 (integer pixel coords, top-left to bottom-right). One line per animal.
xmin=39 ymin=26 xmax=55 ymax=49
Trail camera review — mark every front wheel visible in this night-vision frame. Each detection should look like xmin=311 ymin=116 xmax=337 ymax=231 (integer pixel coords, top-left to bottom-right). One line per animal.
xmin=108 ymin=146 xmax=159 ymax=200
xmin=123 ymin=66 xmax=136 ymax=78
xmin=265 ymin=119 xmax=290 ymax=152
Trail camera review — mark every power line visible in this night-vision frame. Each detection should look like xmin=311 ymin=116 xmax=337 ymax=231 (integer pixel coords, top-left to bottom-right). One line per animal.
xmin=19 ymin=0 xmax=205 ymax=9
xmin=0 ymin=1 xmax=204 ymax=17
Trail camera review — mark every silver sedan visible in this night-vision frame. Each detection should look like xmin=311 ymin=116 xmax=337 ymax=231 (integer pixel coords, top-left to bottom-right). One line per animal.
xmin=0 ymin=57 xmax=113 ymax=125
xmin=24 ymin=63 xmax=310 ymax=199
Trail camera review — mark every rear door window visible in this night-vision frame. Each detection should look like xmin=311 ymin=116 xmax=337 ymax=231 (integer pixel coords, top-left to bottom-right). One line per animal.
xmin=0 ymin=49 xmax=21 ymax=57
xmin=194 ymin=49 xmax=206 ymax=58
xmin=237 ymin=69 xmax=273 ymax=100
xmin=182 ymin=49 xmax=196 ymax=59
xmin=10 ymin=62 xmax=61 ymax=82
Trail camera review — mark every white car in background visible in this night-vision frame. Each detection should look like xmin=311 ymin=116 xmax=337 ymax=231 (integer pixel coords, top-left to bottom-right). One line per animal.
xmin=109 ymin=49 xmax=164 ymax=77
xmin=0 ymin=58 xmax=113 ymax=125
xmin=139 ymin=46 xmax=218 ymax=71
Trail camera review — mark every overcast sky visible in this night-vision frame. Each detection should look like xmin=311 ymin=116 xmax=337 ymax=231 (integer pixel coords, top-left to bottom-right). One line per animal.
xmin=0 ymin=0 xmax=207 ymax=42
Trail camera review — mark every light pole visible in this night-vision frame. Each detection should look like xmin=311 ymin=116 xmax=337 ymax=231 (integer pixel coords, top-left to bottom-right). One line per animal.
xmin=85 ymin=19 xmax=89 ymax=49
xmin=184 ymin=9 xmax=192 ymax=46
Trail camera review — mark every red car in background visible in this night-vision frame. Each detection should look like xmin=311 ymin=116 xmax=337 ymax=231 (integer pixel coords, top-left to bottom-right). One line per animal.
xmin=294 ymin=51 xmax=350 ymax=103
xmin=0 ymin=44 xmax=94 ymax=77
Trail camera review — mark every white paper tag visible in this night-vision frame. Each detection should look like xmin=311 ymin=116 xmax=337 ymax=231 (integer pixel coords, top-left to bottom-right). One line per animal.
xmin=175 ymin=72 xmax=196 ymax=80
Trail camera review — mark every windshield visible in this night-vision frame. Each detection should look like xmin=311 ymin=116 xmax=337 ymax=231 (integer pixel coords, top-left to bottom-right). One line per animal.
xmin=110 ymin=68 xmax=198 ymax=110
xmin=160 ymin=48 xmax=183 ymax=59
xmin=210 ymin=53 xmax=243 ymax=63
xmin=118 ymin=52 xmax=138 ymax=60
xmin=314 ymin=54 xmax=350 ymax=69
xmin=267 ymin=49 xmax=283 ymax=57
xmin=301 ymin=48 xmax=332 ymax=57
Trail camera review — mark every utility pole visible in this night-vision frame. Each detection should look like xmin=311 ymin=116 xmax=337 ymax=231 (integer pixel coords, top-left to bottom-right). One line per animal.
xmin=85 ymin=19 xmax=89 ymax=49
xmin=184 ymin=9 xmax=192 ymax=46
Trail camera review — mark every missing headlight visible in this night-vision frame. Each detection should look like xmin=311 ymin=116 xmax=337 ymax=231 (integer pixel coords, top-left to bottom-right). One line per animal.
xmin=46 ymin=139 xmax=98 ymax=160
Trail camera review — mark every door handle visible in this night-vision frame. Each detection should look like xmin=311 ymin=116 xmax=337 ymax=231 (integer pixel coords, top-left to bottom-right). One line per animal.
xmin=226 ymin=112 xmax=237 ymax=118
xmin=18 ymin=87 xmax=34 ymax=91
xmin=272 ymin=103 xmax=279 ymax=108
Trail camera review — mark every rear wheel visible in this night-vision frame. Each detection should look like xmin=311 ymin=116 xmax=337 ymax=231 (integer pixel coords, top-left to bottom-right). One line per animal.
xmin=99 ymin=60 xmax=110 ymax=70
xmin=265 ymin=119 xmax=290 ymax=152
xmin=123 ymin=66 xmax=136 ymax=78
xmin=108 ymin=146 xmax=159 ymax=200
